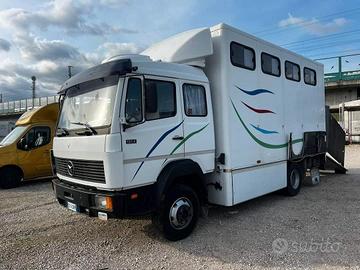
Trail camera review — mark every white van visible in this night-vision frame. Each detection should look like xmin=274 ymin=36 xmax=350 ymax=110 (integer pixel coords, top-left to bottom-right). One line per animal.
xmin=52 ymin=23 xmax=326 ymax=241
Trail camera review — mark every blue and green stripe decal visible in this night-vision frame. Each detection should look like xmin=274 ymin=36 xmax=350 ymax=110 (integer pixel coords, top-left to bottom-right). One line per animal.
xmin=250 ymin=124 xmax=278 ymax=135
xmin=231 ymin=99 xmax=302 ymax=149
xmin=170 ymin=124 xmax=209 ymax=155
xmin=131 ymin=121 xmax=183 ymax=181
xmin=235 ymin=86 xmax=274 ymax=96
xmin=162 ymin=123 xmax=209 ymax=165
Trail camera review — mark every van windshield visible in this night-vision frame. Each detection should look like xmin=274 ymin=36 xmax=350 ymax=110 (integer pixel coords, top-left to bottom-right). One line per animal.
xmin=0 ymin=126 xmax=27 ymax=146
xmin=58 ymin=76 xmax=118 ymax=132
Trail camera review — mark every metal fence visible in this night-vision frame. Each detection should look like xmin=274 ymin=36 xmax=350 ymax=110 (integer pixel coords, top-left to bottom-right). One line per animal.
xmin=0 ymin=96 xmax=59 ymax=115
xmin=325 ymin=70 xmax=360 ymax=83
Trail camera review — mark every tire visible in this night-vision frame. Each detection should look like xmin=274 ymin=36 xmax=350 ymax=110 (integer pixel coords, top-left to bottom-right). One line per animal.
xmin=0 ymin=167 xmax=22 ymax=189
xmin=284 ymin=162 xmax=304 ymax=196
xmin=153 ymin=184 xmax=200 ymax=241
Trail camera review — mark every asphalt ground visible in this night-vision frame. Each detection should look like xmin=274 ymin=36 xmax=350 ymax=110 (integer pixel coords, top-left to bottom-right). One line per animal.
xmin=0 ymin=145 xmax=359 ymax=270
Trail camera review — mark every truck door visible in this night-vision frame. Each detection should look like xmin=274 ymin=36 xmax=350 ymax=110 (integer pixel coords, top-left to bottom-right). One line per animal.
xmin=121 ymin=76 xmax=184 ymax=186
xmin=17 ymin=126 xmax=52 ymax=179
xmin=181 ymin=82 xmax=214 ymax=168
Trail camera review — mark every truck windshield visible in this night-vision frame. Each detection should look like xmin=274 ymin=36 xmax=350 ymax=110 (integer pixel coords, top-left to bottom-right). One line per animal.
xmin=0 ymin=126 xmax=27 ymax=146
xmin=58 ymin=76 xmax=118 ymax=132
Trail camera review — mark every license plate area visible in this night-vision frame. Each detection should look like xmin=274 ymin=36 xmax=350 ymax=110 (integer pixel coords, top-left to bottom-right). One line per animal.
xmin=67 ymin=201 xmax=79 ymax=212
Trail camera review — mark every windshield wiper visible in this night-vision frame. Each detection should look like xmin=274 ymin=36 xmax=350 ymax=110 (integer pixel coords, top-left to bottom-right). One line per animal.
xmin=57 ymin=127 xmax=69 ymax=137
xmin=71 ymin=122 xmax=97 ymax=135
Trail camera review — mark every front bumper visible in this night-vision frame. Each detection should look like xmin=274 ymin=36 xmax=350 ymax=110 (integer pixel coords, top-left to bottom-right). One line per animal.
xmin=53 ymin=178 xmax=155 ymax=218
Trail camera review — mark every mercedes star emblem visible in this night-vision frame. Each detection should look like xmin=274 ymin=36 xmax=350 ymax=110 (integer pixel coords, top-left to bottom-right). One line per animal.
xmin=67 ymin=161 xmax=75 ymax=176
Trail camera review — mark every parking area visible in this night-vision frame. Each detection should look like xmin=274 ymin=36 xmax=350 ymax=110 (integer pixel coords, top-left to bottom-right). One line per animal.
xmin=0 ymin=145 xmax=359 ymax=270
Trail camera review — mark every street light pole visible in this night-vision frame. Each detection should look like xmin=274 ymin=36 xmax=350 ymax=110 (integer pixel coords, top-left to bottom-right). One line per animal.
xmin=31 ymin=76 xmax=36 ymax=108
xmin=68 ymin=66 xmax=73 ymax=78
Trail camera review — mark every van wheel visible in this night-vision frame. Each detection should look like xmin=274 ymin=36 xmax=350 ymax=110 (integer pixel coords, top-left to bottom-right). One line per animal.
xmin=0 ymin=167 xmax=22 ymax=189
xmin=284 ymin=162 xmax=303 ymax=196
xmin=154 ymin=184 xmax=200 ymax=241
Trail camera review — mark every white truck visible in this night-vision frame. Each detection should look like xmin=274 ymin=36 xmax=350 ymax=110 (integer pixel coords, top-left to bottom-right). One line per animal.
xmin=52 ymin=23 xmax=326 ymax=241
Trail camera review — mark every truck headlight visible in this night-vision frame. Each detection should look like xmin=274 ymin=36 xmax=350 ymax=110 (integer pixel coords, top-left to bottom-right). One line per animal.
xmin=95 ymin=196 xmax=113 ymax=211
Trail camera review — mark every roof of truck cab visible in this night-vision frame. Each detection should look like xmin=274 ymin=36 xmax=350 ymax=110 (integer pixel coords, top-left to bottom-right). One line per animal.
xmin=104 ymin=55 xmax=209 ymax=83
xmin=58 ymin=55 xmax=209 ymax=95
xmin=135 ymin=60 xmax=209 ymax=83
xmin=16 ymin=103 xmax=59 ymax=126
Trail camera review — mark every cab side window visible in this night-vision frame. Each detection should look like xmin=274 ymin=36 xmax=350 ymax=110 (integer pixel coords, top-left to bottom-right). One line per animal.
xmin=145 ymin=79 xmax=176 ymax=121
xmin=18 ymin=126 xmax=51 ymax=150
xmin=183 ymin=84 xmax=207 ymax=116
xmin=33 ymin=127 xmax=51 ymax=147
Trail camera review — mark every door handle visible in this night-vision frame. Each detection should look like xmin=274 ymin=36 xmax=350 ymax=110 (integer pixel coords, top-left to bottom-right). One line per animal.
xmin=172 ymin=135 xmax=184 ymax=140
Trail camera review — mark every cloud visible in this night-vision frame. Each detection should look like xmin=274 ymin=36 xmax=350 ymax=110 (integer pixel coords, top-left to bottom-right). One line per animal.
xmin=0 ymin=0 xmax=198 ymax=101
xmin=25 ymin=40 xmax=145 ymax=69
xmin=0 ymin=60 xmax=67 ymax=99
xmin=14 ymin=34 xmax=84 ymax=62
xmin=99 ymin=0 xmax=130 ymax=8
xmin=0 ymin=38 xmax=11 ymax=51
xmin=0 ymin=74 xmax=33 ymax=100
xmin=99 ymin=42 xmax=142 ymax=59
xmin=84 ymin=42 xmax=142 ymax=63
xmin=0 ymin=0 xmax=136 ymax=36
xmin=278 ymin=13 xmax=348 ymax=35
xmin=278 ymin=14 xmax=305 ymax=28
xmin=0 ymin=40 xmax=144 ymax=100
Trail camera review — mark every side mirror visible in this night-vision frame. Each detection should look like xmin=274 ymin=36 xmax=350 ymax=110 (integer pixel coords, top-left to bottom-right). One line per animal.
xmin=120 ymin=118 xmax=131 ymax=131
xmin=18 ymin=138 xmax=28 ymax=151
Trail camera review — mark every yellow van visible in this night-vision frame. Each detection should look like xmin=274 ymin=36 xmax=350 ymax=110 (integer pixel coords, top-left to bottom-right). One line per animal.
xmin=0 ymin=103 xmax=59 ymax=188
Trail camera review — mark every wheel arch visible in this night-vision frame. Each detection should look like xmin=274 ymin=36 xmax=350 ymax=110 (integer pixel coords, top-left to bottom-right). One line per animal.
xmin=0 ymin=164 xmax=24 ymax=179
xmin=155 ymin=159 xmax=207 ymax=208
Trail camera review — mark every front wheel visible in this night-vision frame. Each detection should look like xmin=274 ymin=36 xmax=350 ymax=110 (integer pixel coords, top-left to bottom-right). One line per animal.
xmin=154 ymin=184 xmax=200 ymax=241
xmin=0 ymin=167 xmax=22 ymax=189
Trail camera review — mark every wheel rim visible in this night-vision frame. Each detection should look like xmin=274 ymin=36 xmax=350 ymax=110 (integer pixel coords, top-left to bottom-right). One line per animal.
xmin=169 ymin=197 xmax=193 ymax=230
xmin=290 ymin=169 xmax=300 ymax=189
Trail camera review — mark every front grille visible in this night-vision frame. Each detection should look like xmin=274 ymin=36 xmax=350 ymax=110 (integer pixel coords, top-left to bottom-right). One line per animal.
xmin=55 ymin=157 xmax=106 ymax=183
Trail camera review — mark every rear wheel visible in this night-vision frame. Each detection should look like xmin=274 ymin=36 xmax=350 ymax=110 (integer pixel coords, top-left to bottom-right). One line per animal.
xmin=284 ymin=162 xmax=303 ymax=196
xmin=153 ymin=184 xmax=200 ymax=241
xmin=0 ymin=167 xmax=22 ymax=189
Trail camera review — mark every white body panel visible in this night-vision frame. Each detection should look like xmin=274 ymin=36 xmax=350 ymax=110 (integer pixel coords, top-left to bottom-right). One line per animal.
xmin=142 ymin=28 xmax=213 ymax=67
xmin=232 ymin=162 xmax=287 ymax=204
xmin=204 ymin=24 xmax=325 ymax=205
xmin=53 ymin=135 xmax=125 ymax=190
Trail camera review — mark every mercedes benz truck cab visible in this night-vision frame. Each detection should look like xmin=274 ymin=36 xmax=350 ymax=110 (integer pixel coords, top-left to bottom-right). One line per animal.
xmin=53 ymin=54 xmax=215 ymax=241
xmin=53 ymin=24 xmax=326 ymax=241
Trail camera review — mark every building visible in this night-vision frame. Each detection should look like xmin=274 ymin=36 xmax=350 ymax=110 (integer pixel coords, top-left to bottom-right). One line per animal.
xmin=325 ymin=68 xmax=360 ymax=143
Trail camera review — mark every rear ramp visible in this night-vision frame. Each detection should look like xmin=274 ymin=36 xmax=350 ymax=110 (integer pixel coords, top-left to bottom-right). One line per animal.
xmin=324 ymin=106 xmax=347 ymax=173
xmin=325 ymin=153 xmax=347 ymax=174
